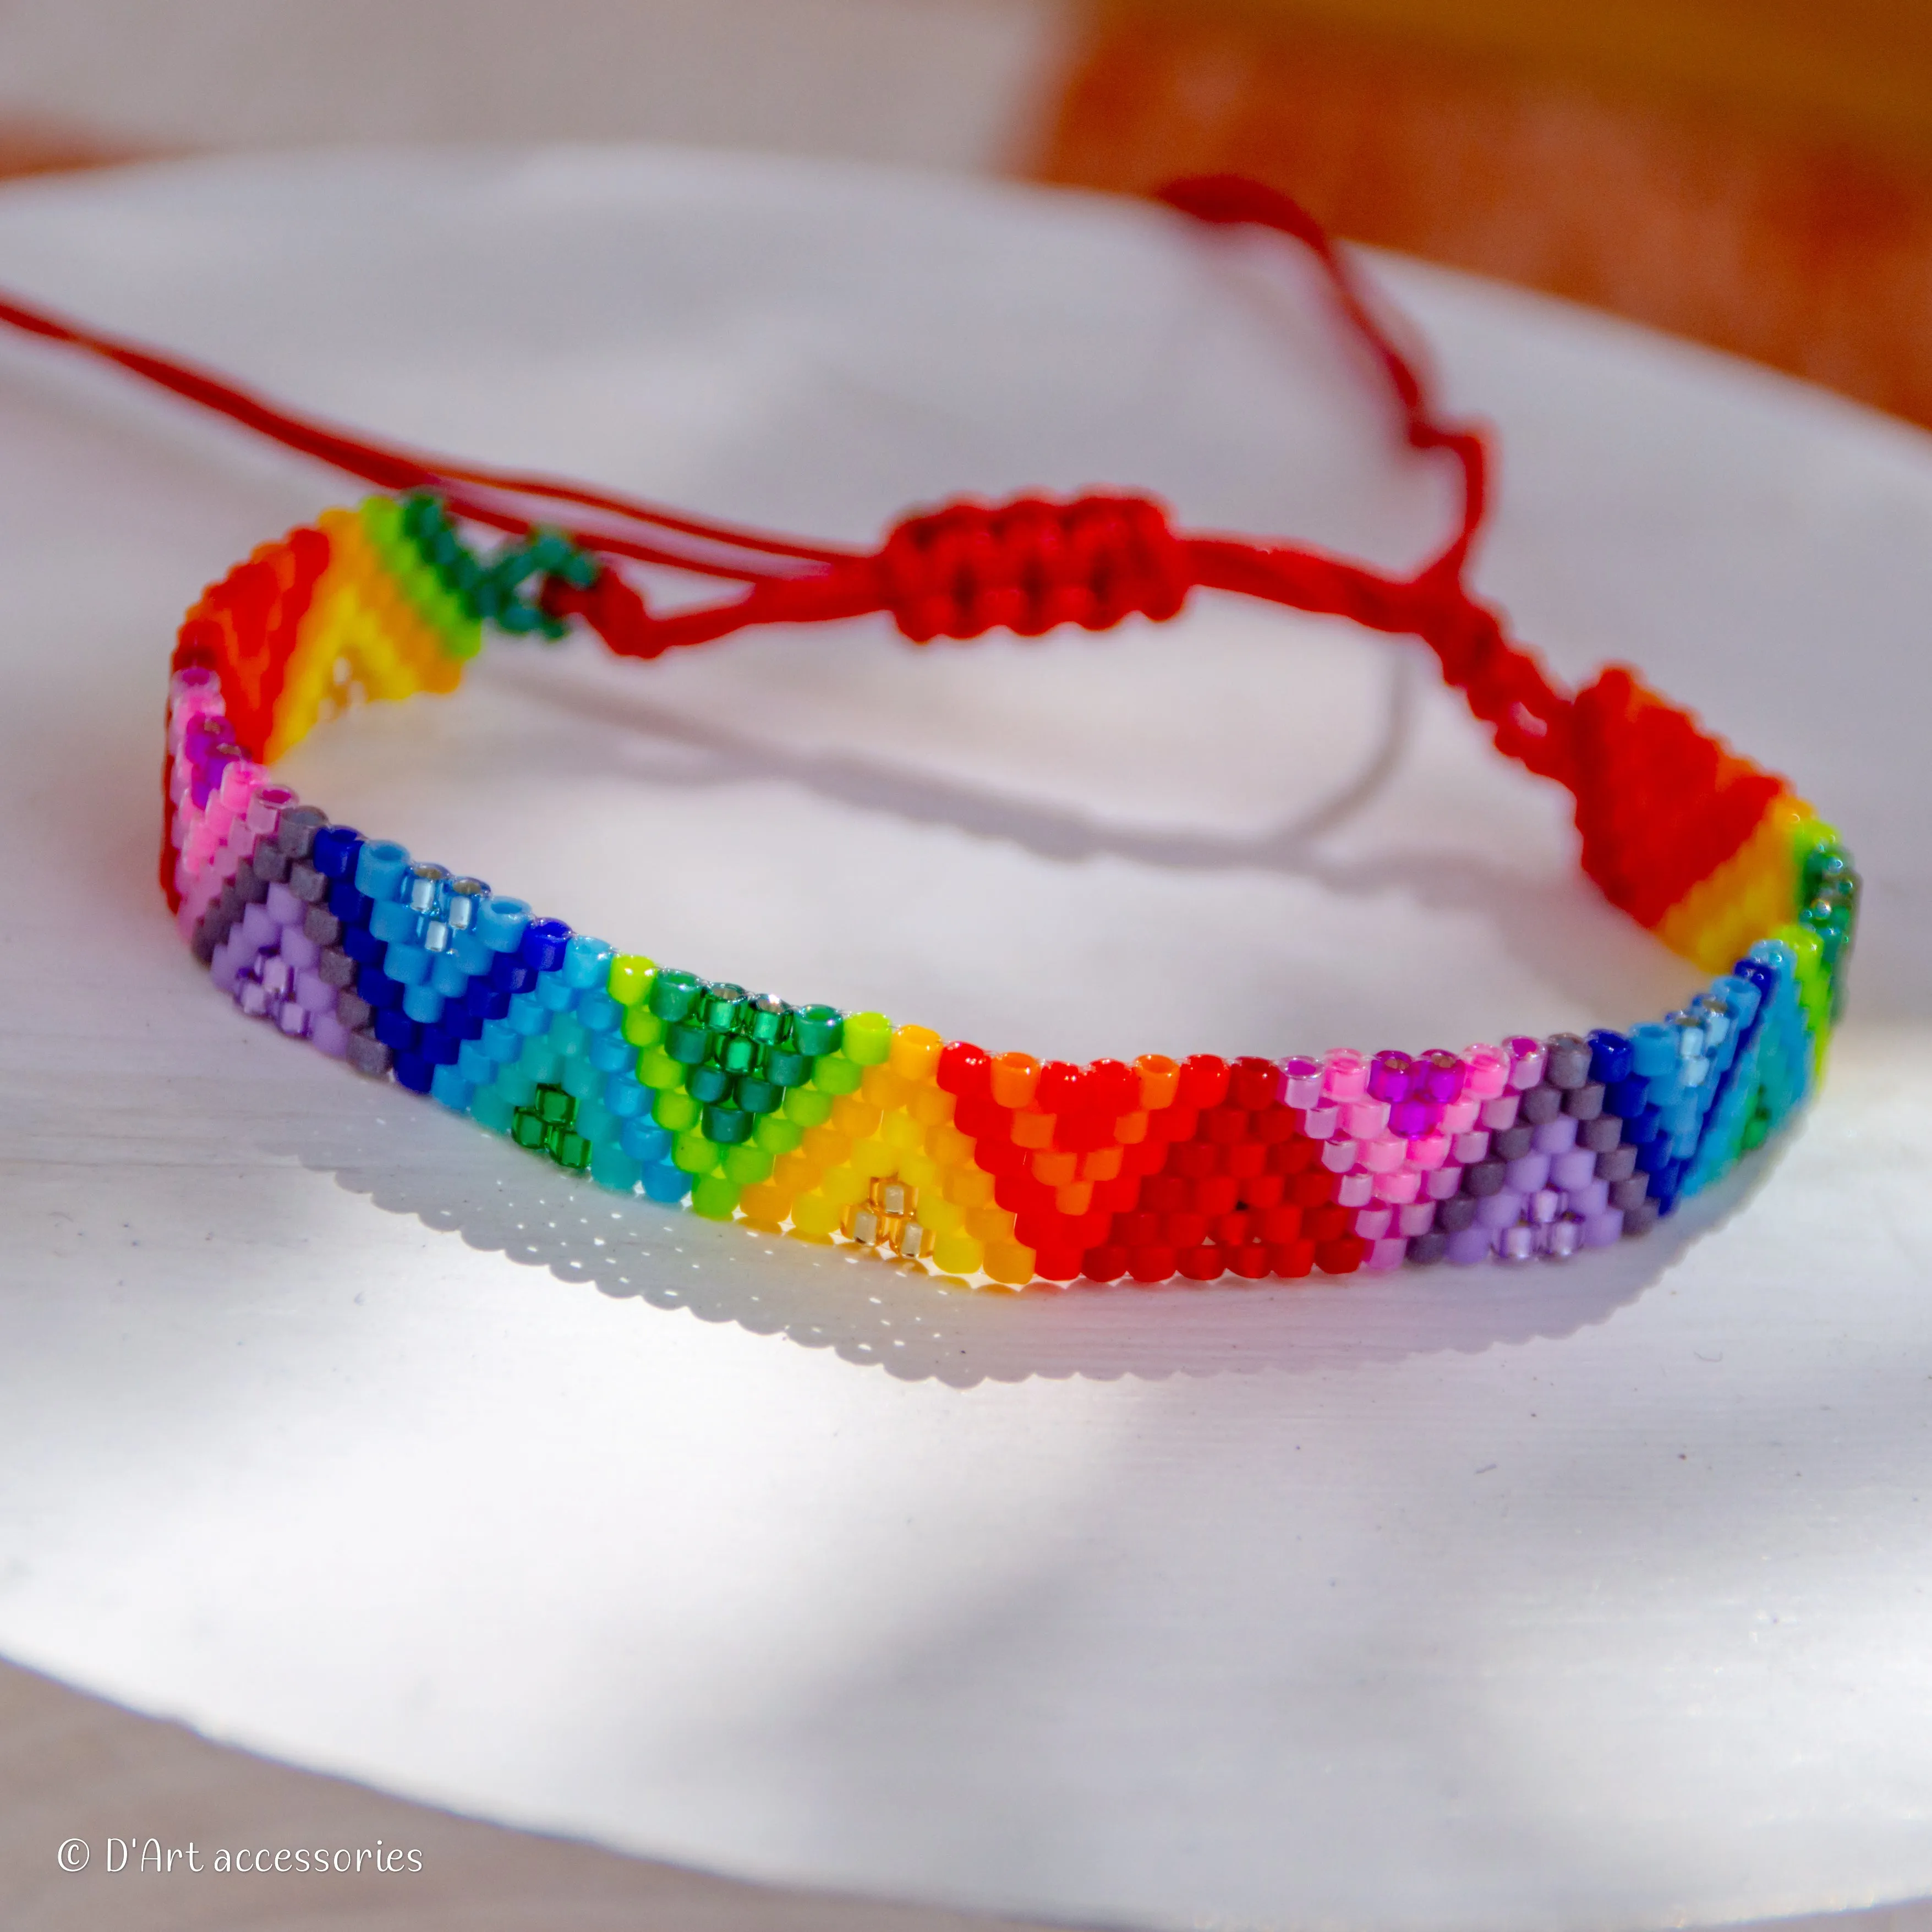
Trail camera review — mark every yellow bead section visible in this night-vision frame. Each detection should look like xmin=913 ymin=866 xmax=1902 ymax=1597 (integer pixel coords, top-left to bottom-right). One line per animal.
xmin=1655 ymin=793 xmax=1811 ymax=975
xmin=264 ymin=507 xmax=464 ymax=760
xmin=767 ymin=1061 xmax=1013 ymax=1285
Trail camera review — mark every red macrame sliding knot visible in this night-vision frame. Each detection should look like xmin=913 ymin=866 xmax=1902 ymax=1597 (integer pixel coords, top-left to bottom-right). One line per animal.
xmin=539 ymin=556 xmax=663 ymax=659
xmin=877 ymin=493 xmax=1190 ymax=644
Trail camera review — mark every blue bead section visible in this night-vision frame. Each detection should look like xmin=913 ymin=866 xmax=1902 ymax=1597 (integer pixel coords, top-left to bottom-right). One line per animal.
xmin=563 ymin=934 xmax=614 ymax=990
xmin=621 ymin=1118 xmax=672 ymax=1164
xmin=402 ymin=982 xmax=445 ymax=1025
xmin=392 ymin=1049 xmax=434 ymax=1094
xmin=521 ymin=917 xmax=571 ymax=973
xmin=431 ymin=1064 xmax=474 ymax=1112
xmin=475 ymin=893 xmax=531 ymax=954
xmin=642 ymin=1162 xmax=692 ymax=1203
xmin=353 ymin=839 xmax=411 ymax=902
xmin=310 ymin=825 xmax=364 ymax=879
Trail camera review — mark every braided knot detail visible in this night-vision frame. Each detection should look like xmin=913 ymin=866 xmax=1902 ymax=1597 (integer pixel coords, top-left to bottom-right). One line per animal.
xmin=877 ymin=494 xmax=1190 ymax=643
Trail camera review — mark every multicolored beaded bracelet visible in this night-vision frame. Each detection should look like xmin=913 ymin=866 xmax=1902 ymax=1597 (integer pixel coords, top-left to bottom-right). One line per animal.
xmin=8 ymin=175 xmax=1858 ymax=1289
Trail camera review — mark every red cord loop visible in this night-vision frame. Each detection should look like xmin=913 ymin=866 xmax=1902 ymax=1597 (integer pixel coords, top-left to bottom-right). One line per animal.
xmin=878 ymin=494 xmax=1189 ymax=643
xmin=0 ymin=171 xmax=1597 ymax=801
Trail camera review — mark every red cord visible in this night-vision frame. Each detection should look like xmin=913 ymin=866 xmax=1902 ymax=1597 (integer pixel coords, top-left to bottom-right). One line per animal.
xmin=0 ymin=172 xmax=1574 ymax=785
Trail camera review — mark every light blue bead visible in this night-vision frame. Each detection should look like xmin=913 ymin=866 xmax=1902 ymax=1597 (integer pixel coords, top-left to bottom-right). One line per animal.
xmin=577 ymin=993 xmax=621 ymax=1035
xmin=604 ymin=1074 xmax=646 ymax=1118
xmin=507 ymin=993 xmax=549 ymax=1037
xmin=475 ymin=893 xmax=532 ymax=954
xmin=1716 ymin=974 xmax=1760 ymax=1026
xmin=481 ymin=1018 xmax=522 ymax=1063
xmin=1629 ymin=1024 xmax=1676 ymax=1079
xmin=430 ymin=1064 xmax=473 ymax=1113
xmin=641 ymin=1161 xmax=691 ymax=1203
xmin=402 ymin=982 xmax=445 ymax=1024
xmin=385 ymin=942 xmax=431 ymax=986
xmin=369 ymin=899 xmax=421 ymax=945
xmin=451 ymin=929 xmax=493 ymax=976
xmin=457 ymin=1039 xmax=496 ymax=1085
xmin=622 ymin=1118 xmax=672 ymax=1164
xmin=562 ymin=934 xmax=615 ymax=990
xmin=353 ymin=839 xmax=411 ymax=902
xmin=590 ymin=1145 xmax=642 ymax=1193
xmin=536 ymin=971 xmax=576 ymax=1013
xmin=588 ymin=1031 xmax=633 ymax=1074
xmin=430 ymin=952 xmax=471 ymax=999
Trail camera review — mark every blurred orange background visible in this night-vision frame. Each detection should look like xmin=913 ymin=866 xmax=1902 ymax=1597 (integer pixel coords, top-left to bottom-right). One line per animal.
xmin=3 ymin=0 xmax=1931 ymax=427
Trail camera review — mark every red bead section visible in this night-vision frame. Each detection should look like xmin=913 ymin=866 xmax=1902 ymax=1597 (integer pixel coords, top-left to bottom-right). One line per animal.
xmin=1570 ymin=665 xmax=1789 ymax=929
xmin=169 ymin=528 xmax=333 ymax=761
xmin=878 ymin=494 xmax=1191 ymax=643
xmin=935 ymin=1044 xmax=1359 ymax=1287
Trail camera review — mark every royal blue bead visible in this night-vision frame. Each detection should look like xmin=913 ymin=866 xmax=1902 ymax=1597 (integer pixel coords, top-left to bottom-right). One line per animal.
xmin=462 ymin=979 xmax=509 ymax=1022
xmin=420 ymin=1025 xmax=461 ymax=1068
xmin=401 ymin=982 xmax=444 ymax=1025
xmin=359 ymin=967 xmax=404 ymax=1011
xmin=341 ymin=924 xmax=386 ymax=968
xmin=521 ymin=917 xmax=571 ymax=973
xmin=1586 ymin=1029 xmax=1633 ymax=1086
xmin=392 ymin=1050 xmax=434 ymax=1094
xmin=327 ymin=879 xmax=372 ymax=924
xmin=373 ymin=1007 xmax=419 ymax=1052
xmin=353 ymin=839 xmax=411 ymax=902
xmin=444 ymin=1005 xmax=484 ymax=1043
xmin=482 ymin=952 xmax=530 ymax=995
xmin=1606 ymin=1074 xmax=1649 ymax=1120
xmin=474 ymin=893 xmax=531 ymax=954
xmin=311 ymin=825 xmax=364 ymax=880
xmin=641 ymin=1161 xmax=691 ymax=1203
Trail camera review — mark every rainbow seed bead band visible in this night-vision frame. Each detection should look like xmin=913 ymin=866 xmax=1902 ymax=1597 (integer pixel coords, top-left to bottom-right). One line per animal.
xmin=162 ymin=495 xmax=1858 ymax=1289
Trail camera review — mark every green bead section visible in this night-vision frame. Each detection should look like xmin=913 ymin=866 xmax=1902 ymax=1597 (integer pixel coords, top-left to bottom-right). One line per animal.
xmin=361 ymin=495 xmax=484 ymax=661
xmin=690 ymin=1174 xmax=741 ymax=1221
xmin=811 ymin=1053 xmax=863 ymax=1096
xmin=841 ymin=1011 xmax=893 ymax=1066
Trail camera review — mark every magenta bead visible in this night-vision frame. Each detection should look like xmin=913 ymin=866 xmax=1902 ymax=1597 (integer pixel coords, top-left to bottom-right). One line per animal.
xmin=1419 ymin=1048 xmax=1465 ymax=1103
xmin=1367 ymin=1049 xmax=1415 ymax=1103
